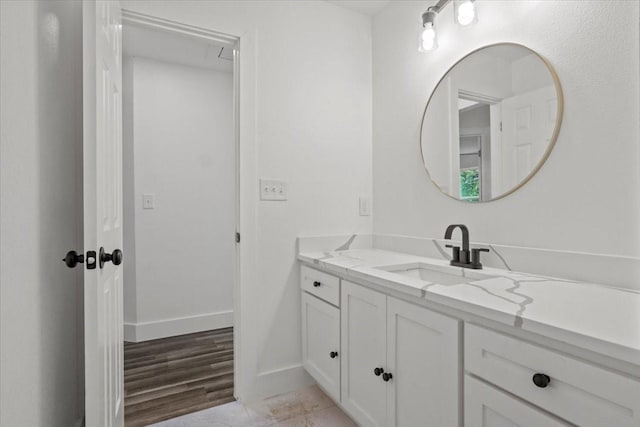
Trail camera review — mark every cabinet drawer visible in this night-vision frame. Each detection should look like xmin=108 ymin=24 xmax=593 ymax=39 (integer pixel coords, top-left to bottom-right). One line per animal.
xmin=301 ymin=265 xmax=340 ymax=306
xmin=465 ymin=324 xmax=640 ymax=427
xmin=465 ymin=375 xmax=571 ymax=427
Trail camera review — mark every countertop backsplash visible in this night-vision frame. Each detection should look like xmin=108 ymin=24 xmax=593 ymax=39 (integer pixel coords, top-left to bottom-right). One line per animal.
xmin=298 ymin=234 xmax=640 ymax=292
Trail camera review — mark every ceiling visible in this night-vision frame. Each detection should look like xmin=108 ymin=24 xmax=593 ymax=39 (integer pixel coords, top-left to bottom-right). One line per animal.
xmin=123 ymin=24 xmax=233 ymax=73
xmin=326 ymin=0 xmax=391 ymax=16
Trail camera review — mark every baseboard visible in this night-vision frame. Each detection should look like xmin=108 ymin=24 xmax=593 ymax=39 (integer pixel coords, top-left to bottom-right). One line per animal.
xmin=124 ymin=310 xmax=233 ymax=342
xmin=242 ymin=364 xmax=315 ymax=403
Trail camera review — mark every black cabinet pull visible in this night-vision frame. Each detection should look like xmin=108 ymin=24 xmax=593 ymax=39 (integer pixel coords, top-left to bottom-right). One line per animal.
xmin=373 ymin=367 xmax=384 ymax=376
xmin=382 ymin=372 xmax=393 ymax=382
xmin=330 ymin=351 xmax=338 ymax=359
xmin=313 ymin=281 xmax=321 ymax=287
xmin=532 ymin=373 xmax=550 ymax=388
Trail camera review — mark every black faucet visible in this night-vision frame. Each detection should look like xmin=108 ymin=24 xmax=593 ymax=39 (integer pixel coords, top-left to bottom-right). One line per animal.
xmin=444 ymin=224 xmax=489 ymax=269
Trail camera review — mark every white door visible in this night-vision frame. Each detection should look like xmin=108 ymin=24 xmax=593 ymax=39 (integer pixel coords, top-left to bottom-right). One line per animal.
xmin=386 ymin=297 xmax=460 ymax=427
xmin=83 ymin=1 xmax=124 ymax=426
xmin=499 ymin=85 xmax=556 ymax=194
xmin=301 ymin=292 xmax=341 ymax=401
xmin=341 ymin=281 xmax=387 ymax=427
xmin=465 ymin=376 xmax=570 ymax=427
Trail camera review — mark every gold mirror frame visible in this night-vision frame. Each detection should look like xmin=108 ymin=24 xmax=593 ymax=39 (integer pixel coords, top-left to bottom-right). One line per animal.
xmin=420 ymin=42 xmax=564 ymax=203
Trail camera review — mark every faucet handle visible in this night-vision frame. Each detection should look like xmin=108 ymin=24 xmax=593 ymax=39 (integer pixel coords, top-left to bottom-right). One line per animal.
xmin=445 ymin=244 xmax=461 ymax=262
xmin=471 ymin=248 xmax=490 ymax=269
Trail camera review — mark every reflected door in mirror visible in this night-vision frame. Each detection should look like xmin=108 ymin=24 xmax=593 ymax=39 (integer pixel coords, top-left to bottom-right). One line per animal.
xmin=421 ymin=43 xmax=563 ymax=202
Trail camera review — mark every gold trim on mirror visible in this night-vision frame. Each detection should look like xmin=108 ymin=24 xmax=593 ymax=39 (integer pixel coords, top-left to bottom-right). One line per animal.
xmin=420 ymin=42 xmax=564 ymax=203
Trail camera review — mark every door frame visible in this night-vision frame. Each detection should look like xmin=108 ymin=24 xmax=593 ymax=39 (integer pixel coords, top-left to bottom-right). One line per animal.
xmin=119 ymin=9 xmax=256 ymax=401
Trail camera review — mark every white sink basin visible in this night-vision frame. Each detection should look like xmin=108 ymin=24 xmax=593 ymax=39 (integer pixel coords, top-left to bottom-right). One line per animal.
xmin=375 ymin=262 xmax=497 ymax=286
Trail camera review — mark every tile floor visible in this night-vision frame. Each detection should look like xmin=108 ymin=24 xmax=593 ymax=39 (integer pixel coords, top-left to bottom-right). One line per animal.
xmin=151 ymin=385 xmax=356 ymax=427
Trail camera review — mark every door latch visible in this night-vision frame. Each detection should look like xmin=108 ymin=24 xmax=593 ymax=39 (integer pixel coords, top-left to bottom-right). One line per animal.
xmin=63 ymin=250 xmax=97 ymax=269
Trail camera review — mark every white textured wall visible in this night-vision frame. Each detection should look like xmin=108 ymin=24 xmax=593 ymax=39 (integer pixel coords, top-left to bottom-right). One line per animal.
xmin=121 ymin=0 xmax=373 ymax=399
xmin=0 ymin=1 xmax=83 ymax=425
xmin=123 ymin=57 xmax=235 ymax=339
xmin=373 ymin=0 xmax=640 ymax=257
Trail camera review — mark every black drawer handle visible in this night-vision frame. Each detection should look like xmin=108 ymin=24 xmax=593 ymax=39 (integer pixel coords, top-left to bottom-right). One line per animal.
xmin=374 ymin=367 xmax=384 ymax=376
xmin=330 ymin=351 xmax=338 ymax=359
xmin=313 ymin=281 xmax=321 ymax=287
xmin=382 ymin=372 xmax=393 ymax=382
xmin=532 ymin=373 xmax=551 ymax=388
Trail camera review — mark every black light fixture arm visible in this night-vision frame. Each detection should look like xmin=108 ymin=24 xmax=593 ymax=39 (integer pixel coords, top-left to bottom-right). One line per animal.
xmin=428 ymin=0 xmax=453 ymax=14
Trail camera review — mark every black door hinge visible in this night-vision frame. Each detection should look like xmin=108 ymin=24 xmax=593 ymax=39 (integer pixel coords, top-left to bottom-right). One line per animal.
xmin=235 ymin=232 xmax=241 ymax=243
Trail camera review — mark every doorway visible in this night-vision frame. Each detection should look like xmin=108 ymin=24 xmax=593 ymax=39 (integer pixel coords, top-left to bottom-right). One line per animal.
xmin=457 ymin=91 xmax=501 ymax=202
xmin=120 ymin=18 xmax=238 ymax=426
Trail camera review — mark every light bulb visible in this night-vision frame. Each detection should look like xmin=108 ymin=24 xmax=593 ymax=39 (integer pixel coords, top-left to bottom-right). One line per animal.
xmin=420 ymin=22 xmax=437 ymax=51
xmin=457 ymin=0 xmax=476 ymax=26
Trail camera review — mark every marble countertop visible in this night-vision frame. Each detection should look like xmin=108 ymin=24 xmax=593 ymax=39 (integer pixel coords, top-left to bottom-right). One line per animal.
xmin=298 ymin=248 xmax=640 ymax=367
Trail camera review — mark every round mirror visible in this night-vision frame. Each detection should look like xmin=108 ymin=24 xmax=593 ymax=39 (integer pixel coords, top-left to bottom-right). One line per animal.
xmin=420 ymin=43 xmax=563 ymax=202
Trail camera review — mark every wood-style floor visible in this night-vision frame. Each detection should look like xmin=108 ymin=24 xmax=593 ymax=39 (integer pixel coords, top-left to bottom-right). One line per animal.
xmin=124 ymin=328 xmax=234 ymax=427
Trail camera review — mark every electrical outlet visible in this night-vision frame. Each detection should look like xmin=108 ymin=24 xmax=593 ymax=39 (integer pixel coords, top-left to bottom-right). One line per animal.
xmin=359 ymin=196 xmax=370 ymax=216
xmin=260 ymin=179 xmax=287 ymax=201
xmin=143 ymin=194 xmax=155 ymax=209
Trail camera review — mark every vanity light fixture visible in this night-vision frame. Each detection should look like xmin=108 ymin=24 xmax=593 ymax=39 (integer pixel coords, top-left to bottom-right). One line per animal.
xmin=455 ymin=0 xmax=477 ymax=26
xmin=419 ymin=0 xmax=479 ymax=52
xmin=420 ymin=9 xmax=438 ymax=52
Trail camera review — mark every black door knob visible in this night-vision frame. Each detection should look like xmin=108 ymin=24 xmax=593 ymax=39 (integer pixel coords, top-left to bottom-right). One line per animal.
xmin=374 ymin=367 xmax=384 ymax=376
xmin=313 ymin=281 xmax=321 ymax=287
xmin=63 ymin=250 xmax=84 ymax=268
xmin=99 ymin=247 xmax=123 ymax=269
xmin=382 ymin=372 xmax=393 ymax=382
xmin=330 ymin=351 xmax=338 ymax=359
xmin=532 ymin=373 xmax=550 ymax=388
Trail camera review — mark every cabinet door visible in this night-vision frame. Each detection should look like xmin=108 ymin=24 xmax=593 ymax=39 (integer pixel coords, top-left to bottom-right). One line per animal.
xmin=386 ymin=297 xmax=460 ymax=427
xmin=465 ymin=375 xmax=571 ymax=427
xmin=341 ymin=281 xmax=387 ymax=427
xmin=302 ymin=292 xmax=341 ymax=401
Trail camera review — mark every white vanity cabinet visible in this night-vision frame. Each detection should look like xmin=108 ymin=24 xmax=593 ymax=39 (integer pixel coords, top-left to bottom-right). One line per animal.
xmin=301 ymin=266 xmax=341 ymax=402
xmin=341 ymin=280 xmax=460 ymax=427
xmin=465 ymin=324 xmax=640 ymax=427
xmin=465 ymin=375 xmax=571 ymax=427
xmin=340 ymin=279 xmax=387 ymax=426
xmin=300 ymin=249 xmax=640 ymax=427
xmin=301 ymin=292 xmax=340 ymax=400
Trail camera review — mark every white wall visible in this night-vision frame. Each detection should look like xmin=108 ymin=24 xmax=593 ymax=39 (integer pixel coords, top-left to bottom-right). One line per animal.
xmin=121 ymin=0 xmax=373 ymax=400
xmin=373 ymin=0 xmax=640 ymax=258
xmin=123 ymin=57 xmax=235 ymax=341
xmin=511 ymin=53 xmax=554 ymax=94
xmin=450 ymin=52 xmax=513 ymax=99
xmin=0 ymin=1 xmax=83 ymax=425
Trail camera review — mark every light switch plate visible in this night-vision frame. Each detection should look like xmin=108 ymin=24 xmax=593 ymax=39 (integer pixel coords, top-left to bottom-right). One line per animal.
xmin=143 ymin=194 xmax=155 ymax=209
xmin=359 ymin=196 xmax=370 ymax=216
xmin=260 ymin=179 xmax=287 ymax=201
